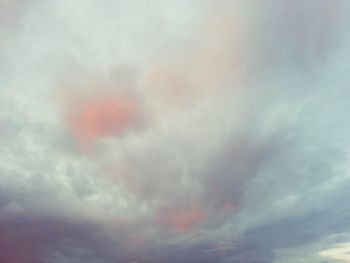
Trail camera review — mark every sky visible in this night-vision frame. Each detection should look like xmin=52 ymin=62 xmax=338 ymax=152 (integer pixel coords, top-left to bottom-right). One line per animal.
xmin=0 ymin=0 xmax=350 ymax=262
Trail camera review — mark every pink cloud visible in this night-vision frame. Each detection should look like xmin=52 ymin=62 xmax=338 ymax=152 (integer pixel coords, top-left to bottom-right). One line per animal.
xmin=61 ymin=90 xmax=141 ymax=150
xmin=162 ymin=206 xmax=206 ymax=233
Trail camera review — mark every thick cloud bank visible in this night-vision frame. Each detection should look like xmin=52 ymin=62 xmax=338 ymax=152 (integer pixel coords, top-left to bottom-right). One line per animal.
xmin=0 ymin=1 xmax=350 ymax=262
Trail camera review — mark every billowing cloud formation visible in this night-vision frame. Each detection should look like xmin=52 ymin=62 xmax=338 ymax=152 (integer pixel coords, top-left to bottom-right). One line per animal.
xmin=0 ymin=0 xmax=350 ymax=262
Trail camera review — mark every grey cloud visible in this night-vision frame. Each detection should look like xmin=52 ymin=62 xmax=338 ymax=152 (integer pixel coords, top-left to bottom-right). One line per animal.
xmin=0 ymin=0 xmax=350 ymax=262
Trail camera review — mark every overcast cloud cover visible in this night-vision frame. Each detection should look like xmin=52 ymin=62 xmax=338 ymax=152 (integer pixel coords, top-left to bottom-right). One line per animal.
xmin=0 ymin=0 xmax=350 ymax=262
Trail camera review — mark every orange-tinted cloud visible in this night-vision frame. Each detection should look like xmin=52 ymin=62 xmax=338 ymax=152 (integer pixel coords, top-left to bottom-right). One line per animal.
xmin=140 ymin=3 xmax=243 ymax=108
xmin=141 ymin=64 xmax=194 ymax=107
xmin=220 ymin=202 xmax=235 ymax=215
xmin=163 ymin=206 xmax=206 ymax=233
xmin=66 ymin=95 xmax=139 ymax=149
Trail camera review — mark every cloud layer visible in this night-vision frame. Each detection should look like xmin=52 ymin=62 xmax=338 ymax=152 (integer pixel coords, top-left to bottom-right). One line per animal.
xmin=0 ymin=0 xmax=350 ymax=262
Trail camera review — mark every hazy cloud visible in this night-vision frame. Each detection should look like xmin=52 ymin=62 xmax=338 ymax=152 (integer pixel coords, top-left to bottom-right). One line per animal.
xmin=0 ymin=0 xmax=349 ymax=262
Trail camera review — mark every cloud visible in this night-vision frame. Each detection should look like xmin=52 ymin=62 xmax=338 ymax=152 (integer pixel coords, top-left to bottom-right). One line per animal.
xmin=320 ymin=243 xmax=350 ymax=262
xmin=0 ymin=0 xmax=349 ymax=262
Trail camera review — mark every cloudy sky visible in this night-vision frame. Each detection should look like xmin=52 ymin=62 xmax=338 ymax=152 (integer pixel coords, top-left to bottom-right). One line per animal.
xmin=0 ymin=0 xmax=350 ymax=262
